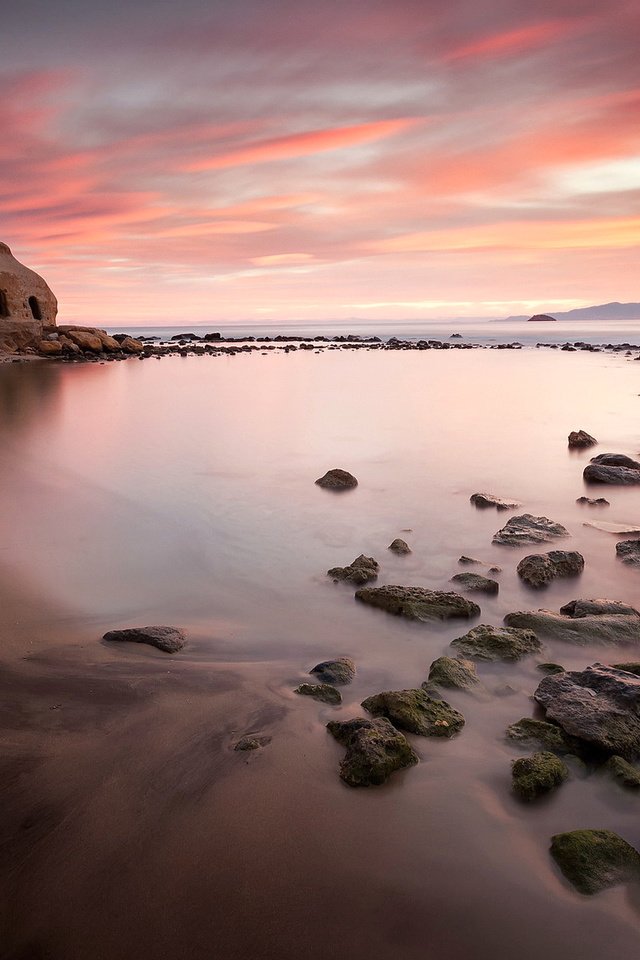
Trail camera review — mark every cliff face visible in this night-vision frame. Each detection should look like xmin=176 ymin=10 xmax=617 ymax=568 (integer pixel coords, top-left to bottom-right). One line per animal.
xmin=0 ymin=243 xmax=58 ymax=351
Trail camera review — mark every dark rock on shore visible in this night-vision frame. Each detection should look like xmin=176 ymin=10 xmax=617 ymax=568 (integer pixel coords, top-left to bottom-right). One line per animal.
xmin=506 ymin=717 xmax=579 ymax=754
xmin=493 ymin=514 xmax=569 ymax=546
xmin=568 ymin=430 xmax=597 ymax=448
xmin=450 ymin=572 xmax=499 ymax=595
xmin=451 ymin=624 xmax=541 ymax=661
xmin=504 ymin=605 xmax=640 ymax=645
xmin=616 ymin=540 xmax=640 ymax=566
xmin=427 ymin=656 xmax=478 ymax=690
xmin=327 ymin=554 xmax=379 ymax=585
xmin=591 ymin=453 xmax=640 ymax=469
xmin=362 ymin=688 xmax=465 ymax=737
xmin=295 ymin=683 xmax=342 ymax=705
xmin=516 ymin=550 xmax=584 ymax=587
xmin=512 ymin=751 xmax=568 ymax=801
xmin=315 ymin=468 xmax=358 ymax=490
xmin=388 ymin=538 xmax=411 ymax=555
xmin=103 ymin=625 xmax=186 ymax=653
xmin=470 ymin=493 xmax=521 ymax=510
xmin=354 ymin=585 xmax=480 ymax=621
xmin=326 ymin=717 xmax=419 ymax=787
xmin=584 ymin=455 xmax=640 ymax=484
xmin=550 ymin=830 xmax=640 ymax=895
xmin=534 ymin=664 xmax=640 ymax=759
xmin=605 ymin=755 xmax=640 ymax=789
xmin=576 ymin=496 xmax=609 ymax=506
xmin=310 ymin=657 xmax=356 ymax=685
xmin=234 ymin=735 xmax=272 ymax=751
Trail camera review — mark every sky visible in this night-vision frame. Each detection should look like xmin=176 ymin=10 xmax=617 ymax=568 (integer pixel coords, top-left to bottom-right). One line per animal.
xmin=1 ymin=0 xmax=639 ymax=325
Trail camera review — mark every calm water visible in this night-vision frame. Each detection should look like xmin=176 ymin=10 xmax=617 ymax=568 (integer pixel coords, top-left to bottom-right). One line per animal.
xmin=1 ymin=348 xmax=640 ymax=959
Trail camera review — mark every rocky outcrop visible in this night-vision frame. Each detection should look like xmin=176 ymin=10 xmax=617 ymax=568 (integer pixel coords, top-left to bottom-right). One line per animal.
xmin=616 ymin=540 xmax=640 ymax=566
xmin=354 ymin=585 xmax=480 ymax=621
xmin=550 ymin=830 xmax=640 ymax=895
xmin=568 ymin=430 xmax=597 ymax=448
xmin=310 ymin=657 xmax=356 ymax=685
xmin=388 ymin=538 xmax=411 ymax=555
xmin=327 ymin=554 xmax=379 ymax=585
xmin=0 ymin=242 xmax=57 ymax=351
xmin=493 ymin=514 xmax=569 ymax=546
xmin=511 ymin=751 xmax=568 ymax=801
xmin=103 ymin=625 xmax=186 ymax=653
xmin=326 ymin=717 xmax=418 ymax=787
xmin=450 ymin=572 xmax=499 ymax=595
xmin=294 ymin=683 xmax=342 ymax=705
xmin=315 ymin=468 xmax=358 ymax=490
xmin=584 ymin=454 xmax=640 ymax=484
xmin=426 ymin=656 xmax=478 ymax=690
xmin=516 ymin=550 xmax=584 ymax=587
xmin=451 ymin=624 xmax=541 ymax=661
xmin=504 ymin=605 xmax=640 ymax=645
xmin=470 ymin=493 xmax=521 ymax=510
xmin=362 ymin=688 xmax=465 ymax=737
xmin=534 ymin=664 xmax=640 ymax=759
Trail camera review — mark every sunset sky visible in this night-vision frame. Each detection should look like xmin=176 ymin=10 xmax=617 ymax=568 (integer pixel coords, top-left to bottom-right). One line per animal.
xmin=2 ymin=0 xmax=639 ymax=325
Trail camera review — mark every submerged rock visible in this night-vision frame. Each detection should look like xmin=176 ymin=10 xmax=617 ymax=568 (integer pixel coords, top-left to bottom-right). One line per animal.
xmin=362 ymin=688 xmax=465 ymax=737
xmin=103 ymin=625 xmax=186 ymax=654
xmin=516 ymin=550 xmax=584 ymax=588
xmin=576 ymin=496 xmax=609 ymax=506
xmin=512 ymin=751 xmax=568 ymax=801
xmin=327 ymin=554 xmax=379 ymax=585
xmin=605 ymin=755 xmax=640 ymax=789
xmin=560 ymin=598 xmax=640 ymax=618
xmin=388 ymin=538 xmax=411 ymax=555
xmin=537 ymin=662 xmax=565 ymax=675
xmin=310 ymin=657 xmax=356 ymax=685
xmin=616 ymin=540 xmax=640 ymax=566
xmin=234 ymin=735 xmax=272 ymax=751
xmin=451 ymin=624 xmax=541 ymax=661
xmin=315 ymin=468 xmax=358 ymax=490
xmin=585 ymin=520 xmax=640 ymax=534
xmin=470 ymin=493 xmax=521 ymax=510
xmin=492 ymin=514 xmax=569 ymax=546
xmin=535 ymin=664 xmax=640 ymax=759
xmin=584 ymin=455 xmax=640 ymax=484
xmin=450 ymin=572 xmax=499 ymax=595
xmin=427 ymin=656 xmax=478 ymax=690
xmin=295 ymin=683 xmax=342 ymax=705
xmin=504 ymin=608 xmax=640 ymax=646
xmin=506 ymin=717 xmax=578 ymax=754
xmin=550 ymin=830 xmax=640 ymax=895
xmin=354 ymin=585 xmax=480 ymax=621
xmin=326 ymin=717 xmax=419 ymax=787
xmin=568 ymin=430 xmax=597 ymax=449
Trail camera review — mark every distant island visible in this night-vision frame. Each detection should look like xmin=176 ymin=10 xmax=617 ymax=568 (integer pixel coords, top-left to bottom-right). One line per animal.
xmin=505 ymin=302 xmax=640 ymax=322
xmin=527 ymin=314 xmax=556 ymax=322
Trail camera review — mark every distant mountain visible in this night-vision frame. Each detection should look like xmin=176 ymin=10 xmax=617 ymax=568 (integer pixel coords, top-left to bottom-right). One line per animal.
xmin=504 ymin=302 xmax=640 ymax=322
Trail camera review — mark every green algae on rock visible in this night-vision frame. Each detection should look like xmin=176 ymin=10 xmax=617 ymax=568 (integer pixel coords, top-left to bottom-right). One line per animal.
xmin=354 ymin=585 xmax=480 ymax=621
xmin=611 ymin=662 xmax=640 ymax=676
xmin=362 ymin=688 xmax=465 ymax=737
xmin=327 ymin=716 xmax=418 ymax=787
xmin=327 ymin=554 xmax=379 ymax=585
xmin=294 ymin=683 xmax=342 ymax=705
xmin=512 ymin=751 xmax=568 ymax=801
xmin=537 ymin=662 xmax=565 ymax=675
xmin=451 ymin=623 xmax=541 ymax=661
xmin=427 ymin=656 xmax=478 ymax=690
xmin=506 ymin=717 xmax=578 ymax=754
xmin=605 ymin=755 xmax=640 ymax=789
xmin=550 ymin=829 xmax=640 ymax=895
xmin=310 ymin=657 xmax=356 ymax=685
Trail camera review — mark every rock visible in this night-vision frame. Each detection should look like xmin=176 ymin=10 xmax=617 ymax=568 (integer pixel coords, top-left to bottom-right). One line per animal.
xmin=326 ymin=717 xmax=419 ymax=787
xmin=427 ymin=656 xmax=478 ymax=689
xmin=534 ymin=664 xmax=640 ymax=759
xmin=504 ymin=608 xmax=640 ymax=646
xmin=294 ymin=683 xmax=342 ymax=705
xmin=102 ymin=625 xmax=186 ymax=653
xmin=616 ymin=540 xmax=640 ymax=566
xmin=362 ymin=688 xmax=465 ymax=737
xmin=310 ymin=657 xmax=356 ymax=685
xmin=492 ymin=514 xmax=570 ymax=546
xmin=585 ymin=521 xmax=640 ymax=534
xmin=591 ymin=453 xmax=640 ymax=470
xmin=605 ymin=755 xmax=640 ymax=789
xmin=234 ymin=735 xmax=272 ymax=751
xmin=560 ymin=598 xmax=640 ymax=618
xmin=611 ymin=662 xmax=640 ymax=676
xmin=470 ymin=493 xmax=521 ymax=510
xmin=388 ymin=538 xmax=411 ymax=555
xmin=550 ymin=830 xmax=640 ymax=895
xmin=568 ymin=430 xmax=597 ymax=448
xmin=120 ymin=336 xmax=144 ymax=354
xmin=576 ymin=496 xmax=609 ymax=506
xmin=512 ymin=751 xmax=568 ymax=801
xmin=327 ymin=554 xmax=379 ymax=585
xmin=0 ymin=242 xmax=57 ymax=351
xmin=451 ymin=624 xmax=541 ymax=661
xmin=354 ymin=585 xmax=480 ymax=621
xmin=537 ymin=662 xmax=565 ymax=675
xmin=449 ymin=572 xmax=499 ymax=595
xmin=315 ymin=468 xmax=358 ymax=490
xmin=516 ymin=550 xmax=584 ymax=587
xmin=584 ymin=457 xmax=640 ymax=484
xmin=38 ymin=340 xmax=62 ymax=355
xmin=66 ymin=329 xmax=103 ymax=352
xmin=458 ymin=556 xmax=482 ymax=565
xmin=506 ymin=717 xmax=578 ymax=754
xmin=97 ymin=332 xmax=122 ymax=352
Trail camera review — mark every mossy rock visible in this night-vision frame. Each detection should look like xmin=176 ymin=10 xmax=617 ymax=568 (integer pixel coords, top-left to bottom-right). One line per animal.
xmin=362 ymin=688 xmax=465 ymax=737
xmin=605 ymin=755 xmax=640 ymax=789
xmin=451 ymin=623 xmax=541 ymax=661
xmin=550 ymin=829 xmax=640 ymax=894
xmin=310 ymin=657 xmax=356 ymax=685
xmin=354 ymin=585 xmax=480 ymax=621
xmin=426 ymin=656 xmax=478 ymax=690
xmin=611 ymin=662 xmax=640 ymax=677
xmin=537 ymin=662 xmax=565 ymax=675
xmin=295 ymin=683 xmax=342 ymax=705
xmin=506 ymin=717 xmax=578 ymax=754
xmin=327 ymin=717 xmax=418 ymax=787
xmin=512 ymin=751 xmax=568 ymax=800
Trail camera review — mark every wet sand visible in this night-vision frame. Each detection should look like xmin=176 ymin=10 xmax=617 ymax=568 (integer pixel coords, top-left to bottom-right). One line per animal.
xmin=1 ymin=349 xmax=640 ymax=959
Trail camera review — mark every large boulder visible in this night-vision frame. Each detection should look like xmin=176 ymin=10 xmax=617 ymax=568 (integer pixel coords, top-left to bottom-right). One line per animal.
xmin=493 ymin=514 xmax=569 ymax=546
xmin=66 ymin=329 xmax=104 ymax=352
xmin=511 ymin=751 xmax=568 ymax=801
xmin=504 ymin=605 xmax=640 ymax=645
xmin=451 ymin=623 xmax=541 ymax=661
xmin=361 ymin=688 xmax=465 ymax=737
xmin=616 ymin=540 xmax=640 ymax=566
xmin=315 ymin=468 xmax=358 ymax=490
xmin=516 ymin=550 xmax=584 ymax=588
xmin=103 ymin=625 xmax=186 ymax=654
xmin=534 ymin=664 xmax=640 ymax=759
xmin=354 ymin=585 xmax=480 ymax=621
xmin=326 ymin=717 xmax=419 ymax=787
xmin=470 ymin=493 xmax=521 ymax=510
xmin=327 ymin=554 xmax=379 ymax=585
xmin=450 ymin=572 xmax=499 ymax=595
xmin=310 ymin=657 xmax=356 ymax=685
xmin=550 ymin=830 xmax=640 ymax=895
xmin=0 ymin=242 xmax=57 ymax=351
